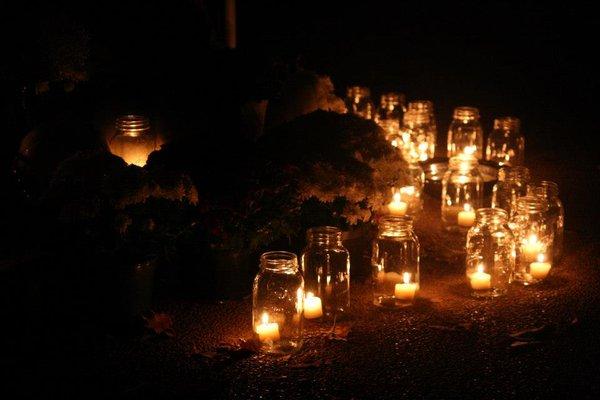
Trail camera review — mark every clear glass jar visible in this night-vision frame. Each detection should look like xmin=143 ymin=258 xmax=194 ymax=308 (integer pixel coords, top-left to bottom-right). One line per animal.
xmin=372 ymin=216 xmax=420 ymax=308
xmin=466 ymin=208 xmax=515 ymax=298
xmin=485 ymin=117 xmax=525 ymax=166
xmin=400 ymin=108 xmax=435 ymax=163
xmin=109 ymin=115 xmax=157 ymax=167
xmin=531 ymin=181 xmax=564 ymax=261
xmin=407 ymin=100 xmax=437 ymax=148
xmin=253 ymin=251 xmax=304 ymax=354
xmin=510 ymin=196 xmax=554 ymax=285
xmin=376 ymin=92 xmax=405 ymax=140
xmin=300 ymin=227 xmax=350 ymax=320
xmin=491 ymin=166 xmax=531 ymax=218
xmin=345 ymin=86 xmax=375 ymax=120
xmin=441 ymin=155 xmax=484 ymax=232
xmin=447 ymin=107 xmax=484 ymax=159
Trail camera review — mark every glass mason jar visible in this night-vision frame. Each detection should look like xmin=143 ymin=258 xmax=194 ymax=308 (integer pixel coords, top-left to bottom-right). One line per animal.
xmin=407 ymin=100 xmax=437 ymax=146
xmin=346 ymin=86 xmax=375 ymax=120
xmin=510 ymin=196 xmax=555 ymax=285
xmin=441 ymin=155 xmax=484 ymax=232
xmin=109 ymin=115 xmax=157 ymax=167
xmin=447 ymin=107 xmax=484 ymax=159
xmin=372 ymin=216 xmax=420 ymax=308
xmin=253 ymin=251 xmax=304 ymax=354
xmin=491 ymin=166 xmax=531 ymax=218
xmin=466 ymin=208 xmax=515 ymax=298
xmin=485 ymin=117 xmax=525 ymax=166
xmin=376 ymin=92 xmax=405 ymax=141
xmin=400 ymin=108 xmax=435 ymax=163
xmin=531 ymin=181 xmax=564 ymax=261
xmin=300 ymin=227 xmax=350 ymax=320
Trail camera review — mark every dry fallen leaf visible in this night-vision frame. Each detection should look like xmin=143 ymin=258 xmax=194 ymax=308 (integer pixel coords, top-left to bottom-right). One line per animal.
xmin=144 ymin=312 xmax=175 ymax=337
xmin=509 ymin=325 xmax=555 ymax=342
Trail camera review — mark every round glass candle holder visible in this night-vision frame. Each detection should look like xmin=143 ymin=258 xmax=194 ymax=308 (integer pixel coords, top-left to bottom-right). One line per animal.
xmin=510 ymin=196 xmax=554 ymax=285
xmin=486 ymin=117 xmax=525 ymax=166
xmin=253 ymin=251 xmax=304 ymax=354
xmin=441 ymin=155 xmax=484 ymax=232
xmin=531 ymin=181 xmax=564 ymax=261
xmin=401 ymin=107 xmax=436 ymax=163
xmin=345 ymin=86 xmax=375 ymax=120
xmin=447 ymin=107 xmax=484 ymax=159
xmin=372 ymin=216 xmax=420 ymax=308
xmin=407 ymin=100 xmax=437 ymax=158
xmin=466 ymin=208 xmax=515 ymax=298
xmin=300 ymin=226 xmax=350 ymax=321
xmin=491 ymin=166 xmax=531 ymax=218
xmin=109 ymin=115 xmax=157 ymax=167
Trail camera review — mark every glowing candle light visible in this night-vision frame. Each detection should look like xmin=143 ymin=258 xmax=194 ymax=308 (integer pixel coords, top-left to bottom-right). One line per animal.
xmin=256 ymin=312 xmax=280 ymax=342
xmin=388 ymin=192 xmax=408 ymax=216
xmin=530 ymin=254 xmax=551 ymax=280
xmin=522 ymin=234 xmax=543 ymax=262
xmin=469 ymin=264 xmax=491 ymax=290
xmin=303 ymin=292 xmax=323 ymax=319
xmin=458 ymin=203 xmax=476 ymax=227
xmin=394 ymin=272 xmax=418 ymax=301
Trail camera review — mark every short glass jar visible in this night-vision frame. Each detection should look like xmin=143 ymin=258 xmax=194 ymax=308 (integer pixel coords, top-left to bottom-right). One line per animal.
xmin=466 ymin=208 xmax=515 ymax=298
xmin=485 ymin=117 xmax=525 ymax=166
xmin=253 ymin=251 xmax=304 ymax=354
xmin=491 ymin=166 xmax=531 ymax=218
xmin=531 ymin=181 xmax=564 ymax=261
xmin=376 ymin=92 xmax=405 ymax=140
xmin=109 ymin=115 xmax=157 ymax=167
xmin=300 ymin=227 xmax=350 ymax=320
xmin=510 ymin=196 xmax=554 ymax=284
xmin=441 ymin=155 xmax=484 ymax=232
xmin=346 ymin=86 xmax=375 ymax=120
xmin=372 ymin=216 xmax=420 ymax=308
xmin=447 ymin=107 xmax=484 ymax=159
xmin=400 ymin=107 xmax=435 ymax=163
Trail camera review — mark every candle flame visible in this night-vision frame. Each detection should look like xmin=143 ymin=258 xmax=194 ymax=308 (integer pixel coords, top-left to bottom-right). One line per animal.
xmin=464 ymin=145 xmax=476 ymax=155
xmin=400 ymin=186 xmax=415 ymax=196
xmin=477 ymin=264 xmax=485 ymax=273
xmin=537 ymin=254 xmax=545 ymax=263
xmin=391 ymin=139 xmax=399 ymax=148
xmin=393 ymin=192 xmax=402 ymax=203
xmin=528 ymin=234 xmax=538 ymax=244
xmin=306 ymin=291 xmax=315 ymax=299
xmin=464 ymin=203 xmax=472 ymax=212
xmin=402 ymin=272 xmax=411 ymax=284
xmin=326 ymin=275 xmax=331 ymax=285
xmin=261 ymin=312 xmax=269 ymax=324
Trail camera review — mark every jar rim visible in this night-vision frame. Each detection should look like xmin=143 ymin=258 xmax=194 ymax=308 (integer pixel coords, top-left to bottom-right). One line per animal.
xmin=476 ymin=207 xmax=508 ymax=222
xmin=516 ymin=195 xmax=548 ymax=214
xmin=453 ymin=106 xmax=479 ymax=120
xmin=260 ymin=251 xmax=298 ymax=271
xmin=116 ymin=114 xmax=150 ymax=137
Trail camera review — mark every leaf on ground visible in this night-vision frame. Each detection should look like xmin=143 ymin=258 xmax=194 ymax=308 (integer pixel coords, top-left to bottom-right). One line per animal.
xmin=510 ymin=340 xmax=542 ymax=351
xmin=144 ymin=312 xmax=175 ymax=337
xmin=193 ymin=338 xmax=261 ymax=365
xmin=329 ymin=323 xmax=352 ymax=341
xmin=509 ymin=325 xmax=555 ymax=342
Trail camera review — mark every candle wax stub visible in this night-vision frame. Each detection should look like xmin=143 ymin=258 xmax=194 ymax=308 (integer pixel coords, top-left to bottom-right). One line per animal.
xmin=304 ymin=292 xmax=323 ymax=319
xmin=530 ymin=254 xmax=551 ymax=280
xmin=394 ymin=272 xmax=417 ymax=300
xmin=458 ymin=204 xmax=476 ymax=227
xmin=256 ymin=313 xmax=280 ymax=342
xmin=388 ymin=192 xmax=408 ymax=216
xmin=470 ymin=265 xmax=491 ymax=290
xmin=522 ymin=235 xmax=544 ymax=262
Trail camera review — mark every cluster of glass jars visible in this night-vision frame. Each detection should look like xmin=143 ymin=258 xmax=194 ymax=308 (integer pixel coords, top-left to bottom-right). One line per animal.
xmin=372 ymin=216 xmax=420 ymax=308
xmin=374 ymin=92 xmax=406 ymax=140
xmin=109 ymin=115 xmax=158 ymax=167
xmin=252 ymin=227 xmax=350 ymax=354
xmin=345 ymin=86 xmax=375 ymax=120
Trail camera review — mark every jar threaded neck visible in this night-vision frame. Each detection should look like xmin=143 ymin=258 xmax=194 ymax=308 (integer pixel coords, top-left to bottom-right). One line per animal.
xmin=453 ymin=106 xmax=479 ymax=122
xmin=260 ymin=251 xmax=298 ymax=272
xmin=516 ymin=195 xmax=548 ymax=214
xmin=116 ymin=115 xmax=150 ymax=137
xmin=476 ymin=208 xmax=508 ymax=224
xmin=307 ymin=226 xmax=343 ymax=246
xmin=494 ymin=117 xmax=520 ymax=132
xmin=379 ymin=215 xmax=414 ymax=236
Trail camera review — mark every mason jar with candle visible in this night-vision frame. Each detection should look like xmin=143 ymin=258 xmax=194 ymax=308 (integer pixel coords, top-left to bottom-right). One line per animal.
xmin=466 ymin=208 xmax=515 ymax=298
xmin=510 ymin=196 xmax=555 ymax=284
xmin=109 ymin=115 xmax=158 ymax=167
xmin=441 ymin=155 xmax=484 ymax=232
xmin=345 ymin=86 xmax=375 ymax=120
xmin=531 ymin=181 xmax=564 ymax=261
xmin=376 ymin=92 xmax=405 ymax=140
xmin=491 ymin=166 xmax=531 ymax=218
xmin=253 ymin=251 xmax=304 ymax=354
xmin=407 ymin=100 xmax=437 ymax=155
xmin=401 ymin=106 xmax=436 ymax=163
xmin=485 ymin=117 xmax=525 ymax=166
xmin=447 ymin=107 xmax=484 ymax=159
xmin=372 ymin=216 xmax=420 ymax=308
xmin=300 ymin=226 xmax=350 ymax=321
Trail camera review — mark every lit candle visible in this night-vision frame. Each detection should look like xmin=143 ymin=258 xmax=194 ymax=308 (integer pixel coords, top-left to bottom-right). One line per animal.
xmin=463 ymin=145 xmax=476 ymax=156
xmin=303 ymin=292 xmax=323 ymax=319
xmin=388 ymin=192 xmax=408 ymax=216
xmin=256 ymin=312 xmax=280 ymax=342
xmin=522 ymin=234 xmax=543 ymax=262
xmin=394 ymin=272 xmax=418 ymax=301
xmin=458 ymin=203 xmax=476 ymax=227
xmin=469 ymin=264 xmax=491 ymax=290
xmin=530 ymin=254 xmax=552 ymax=280
xmin=325 ymin=275 xmax=333 ymax=296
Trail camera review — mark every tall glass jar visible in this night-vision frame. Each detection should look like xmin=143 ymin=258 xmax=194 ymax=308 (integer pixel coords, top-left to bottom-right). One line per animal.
xmin=109 ymin=115 xmax=157 ymax=167
xmin=441 ymin=155 xmax=484 ymax=232
xmin=447 ymin=107 xmax=484 ymax=159
xmin=531 ymin=181 xmax=564 ymax=261
xmin=346 ymin=86 xmax=375 ymax=120
xmin=510 ymin=196 xmax=554 ymax=285
xmin=300 ymin=227 xmax=350 ymax=320
xmin=253 ymin=251 xmax=304 ymax=354
xmin=401 ymin=107 xmax=435 ymax=163
xmin=372 ymin=216 xmax=420 ymax=308
xmin=376 ymin=92 xmax=405 ymax=141
xmin=485 ymin=117 xmax=525 ymax=166
xmin=466 ymin=208 xmax=515 ymax=298
xmin=491 ymin=166 xmax=531 ymax=218
xmin=407 ymin=100 xmax=437 ymax=151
